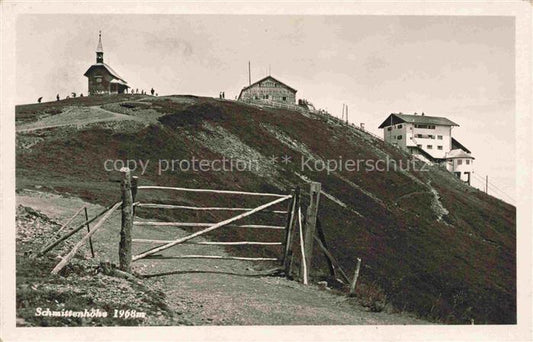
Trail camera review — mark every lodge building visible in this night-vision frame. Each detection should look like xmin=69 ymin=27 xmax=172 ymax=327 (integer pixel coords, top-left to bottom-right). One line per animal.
xmin=378 ymin=112 xmax=475 ymax=184
xmin=238 ymin=76 xmax=297 ymax=105
xmin=83 ymin=32 xmax=129 ymax=95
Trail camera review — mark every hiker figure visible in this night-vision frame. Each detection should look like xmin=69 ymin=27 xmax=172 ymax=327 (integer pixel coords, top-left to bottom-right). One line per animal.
xmin=80 ymin=93 xmax=84 ymax=97
xmin=136 ymin=88 xmax=139 ymax=94
xmin=71 ymin=92 xmax=76 ymax=98
xmin=155 ymin=93 xmax=158 ymax=96
xmin=37 ymin=97 xmax=42 ymax=103
xmin=56 ymin=94 xmax=60 ymax=101
xmin=222 ymin=92 xmax=225 ymax=99
xmin=151 ymin=88 xmax=154 ymax=96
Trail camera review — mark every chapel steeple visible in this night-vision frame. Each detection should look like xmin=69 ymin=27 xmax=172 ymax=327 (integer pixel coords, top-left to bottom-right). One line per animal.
xmin=96 ymin=31 xmax=104 ymax=63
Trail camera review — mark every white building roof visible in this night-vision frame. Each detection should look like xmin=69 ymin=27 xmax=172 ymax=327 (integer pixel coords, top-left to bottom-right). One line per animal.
xmin=446 ymin=149 xmax=474 ymax=160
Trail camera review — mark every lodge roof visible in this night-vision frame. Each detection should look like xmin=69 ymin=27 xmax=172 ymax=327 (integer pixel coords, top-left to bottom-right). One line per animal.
xmin=451 ymin=137 xmax=471 ymax=154
xmin=238 ymin=76 xmax=297 ymax=99
xmin=378 ymin=113 xmax=459 ymax=128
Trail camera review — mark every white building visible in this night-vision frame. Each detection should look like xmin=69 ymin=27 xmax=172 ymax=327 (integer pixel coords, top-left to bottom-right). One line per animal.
xmin=378 ymin=112 xmax=474 ymax=184
xmin=445 ymin=149 xmax=475 ymax=184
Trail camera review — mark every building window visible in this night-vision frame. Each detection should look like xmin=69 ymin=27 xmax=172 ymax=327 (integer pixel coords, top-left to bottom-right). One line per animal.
xmin=95 ymin=77 xmax=102 ymax=83
xmin=417 ymin=144 xmax=422 ymax=148
xmin=397 ymin=124 xmax=403 ymax=129
xmin=397 ymin=135 xmax=402 ymax=140
xmin=428 ymin=135 xmax=435 ymax=139
xmin=457 ymin=159 xmax=463 ymax=165
xmin=466 ymin=160 xmax=470 ymax=165
xmin=437 ymin=135 xmax=443 ymax=140
xmin=387 ymin=127 xmax=392 ymax=131
xmin=427 ymin=145 xmax=433 ymax=149
xmin=437 ymin=146 xmax=443 ymax=150
xmin=265 ymin=95 xmax=269 ymax=99
xmin=416 ymin=134 xmax=422 ymax=138
xmin=282 ymin=96 xmax=287 ymax=101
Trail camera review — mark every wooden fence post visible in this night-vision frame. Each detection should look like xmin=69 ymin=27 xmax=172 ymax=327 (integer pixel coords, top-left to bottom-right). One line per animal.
xmin=283 ymin=187 xmax=299 ymax=278
xmin=301 ymin=182 xmax=321 ymax=281
xmin=350 ymin=258 xmax=362 ymax=295
xmin=119 ymin=168 xmax=133 ymax=273
xmin=84 ymin=207 xmax=95 ymax=258
xmin=282 ymin=189 xmax=296 ymax=263
xmin=131 ymin=176 xmax=138 ymax=216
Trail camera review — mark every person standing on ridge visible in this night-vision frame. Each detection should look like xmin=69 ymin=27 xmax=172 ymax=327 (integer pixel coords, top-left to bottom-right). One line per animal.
xmin=56 ymin=94 xmax=60 ymax=101
xmin=151 ymin=88 xmax=154 ymax=96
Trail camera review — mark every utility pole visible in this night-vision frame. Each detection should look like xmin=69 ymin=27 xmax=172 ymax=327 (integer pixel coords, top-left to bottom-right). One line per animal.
xmin=485 ymin=175 xmax=488 ymax=194
xmin=342 ymin=104 xmax=345 ymax=121
xmin=248 ymin=61 xmax=251 ymax=86
xmin=346 ymin=105 xmax=349 ymax=123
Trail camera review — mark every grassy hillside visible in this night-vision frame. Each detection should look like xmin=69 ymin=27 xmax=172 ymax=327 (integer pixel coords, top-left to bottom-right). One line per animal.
xmin=16 ymin=95 xmax=515 ymax=324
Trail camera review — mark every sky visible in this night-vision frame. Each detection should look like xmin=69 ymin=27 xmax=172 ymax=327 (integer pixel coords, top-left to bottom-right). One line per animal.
xmin=16 ymin=14 xmax=515 ymax=203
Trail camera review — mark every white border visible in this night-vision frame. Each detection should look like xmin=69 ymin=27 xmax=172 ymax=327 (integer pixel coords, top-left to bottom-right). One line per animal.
xmin=1 ymin=1 xmax=531 ymax=341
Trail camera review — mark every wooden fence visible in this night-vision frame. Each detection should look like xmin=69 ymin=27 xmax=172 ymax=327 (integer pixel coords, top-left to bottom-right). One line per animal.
xmin=36 ymin=167 xmax=359 ymax=290
xmin=116 ymin=168 xmax=358 ymax=287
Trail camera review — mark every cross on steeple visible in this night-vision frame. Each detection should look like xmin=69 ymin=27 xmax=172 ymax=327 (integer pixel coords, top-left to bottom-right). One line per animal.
xmin=96 ymin=31 xmax=104 ymax=63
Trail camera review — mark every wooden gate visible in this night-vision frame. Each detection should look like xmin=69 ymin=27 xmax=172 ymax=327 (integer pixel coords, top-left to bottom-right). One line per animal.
xmin=117 ymin=168 xmax=301 ymax=275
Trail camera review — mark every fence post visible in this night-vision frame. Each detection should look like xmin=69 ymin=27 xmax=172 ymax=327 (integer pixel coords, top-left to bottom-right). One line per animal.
xmin=84 ymin=207 xmax=95 ymax=258
xmin=349 ymin=258 xmax=362 ymax=295
xmin=283 ymin=187 xmax=299 ymax=277
xmin=131 ymin=176 xmax=138 ymax=217
xmin=301 ymin=182 xmax=321 ymax=282
xmin=119 ymin=167 xmax=133 ymax=273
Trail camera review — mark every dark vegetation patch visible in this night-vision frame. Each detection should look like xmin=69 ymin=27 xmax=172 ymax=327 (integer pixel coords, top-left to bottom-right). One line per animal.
xmin=16 ymin=96 xmax=516 ymax=324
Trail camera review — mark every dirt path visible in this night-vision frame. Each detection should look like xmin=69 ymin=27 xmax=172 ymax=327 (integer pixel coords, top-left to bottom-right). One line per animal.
xmin=17 ymin=190 xmax=428 ymax=325
xmin=16 ymin=106 xmax=147 ymax=133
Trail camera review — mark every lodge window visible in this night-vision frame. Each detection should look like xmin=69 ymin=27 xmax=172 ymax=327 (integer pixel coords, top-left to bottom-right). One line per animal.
xmin=416 ymin=134 xmax=422 ymax=138
xmin=457 ymin=159 xmax=463 ymax=165
xmin=437 ymin=146 xmax=443 ymax=150
xmin=283 ymin=96 xmax=287 ymax=101
xmin=397 ymin=135 xmax=402 ymax=140
xmin=397 ymin=124 xmax=403 ymax=129
xmin=95 ymin=77 xmax=102 ymax=83
xmin=427 ymin=145 xmax=433 ymax=149
xmin=428 ymin=135 xmax=435 ymax=139
xmin=437 ymin=135 xmax=443 ymax=140
xmin=417 ymin=144 xmax=422 ymax=148
xmin=466 ymin=160 xmax=470 ymax=165
xmin=387 ymin=127 xmax=392 ymax=131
